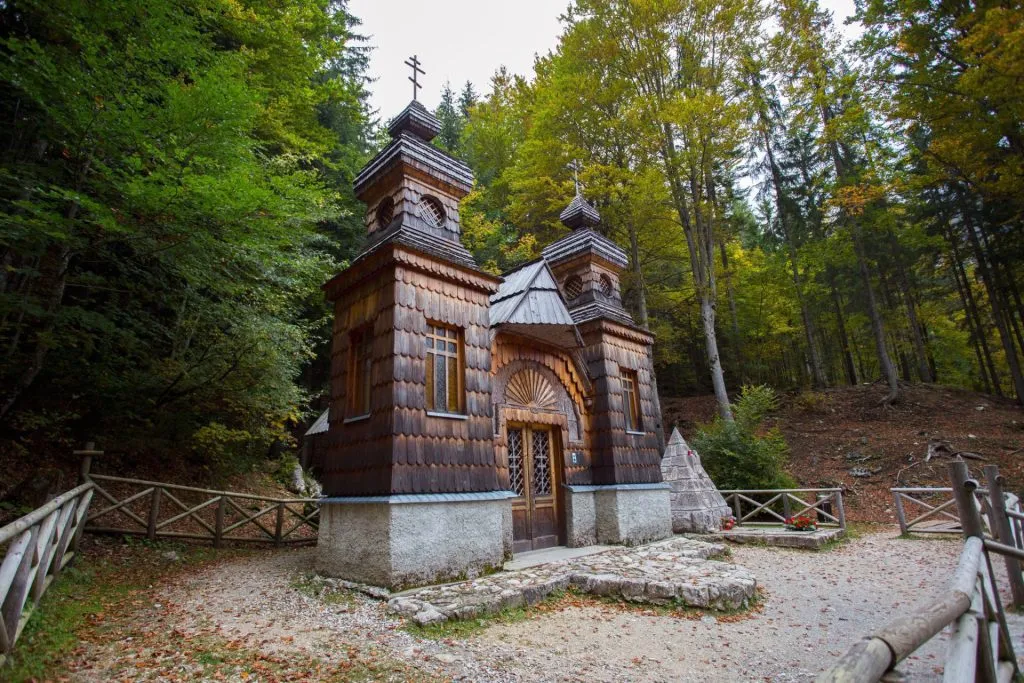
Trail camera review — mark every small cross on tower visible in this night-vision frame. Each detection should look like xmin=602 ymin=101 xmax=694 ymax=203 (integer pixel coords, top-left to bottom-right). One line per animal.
xmin=568 ymin=159 xmax=583 ymax=195
xmin=405 ymin=54 xmax=425 ymax=101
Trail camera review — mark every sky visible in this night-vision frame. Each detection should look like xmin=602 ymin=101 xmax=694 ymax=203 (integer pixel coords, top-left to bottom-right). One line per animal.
xmin=348 ymin=0 xmax=862 ymax=121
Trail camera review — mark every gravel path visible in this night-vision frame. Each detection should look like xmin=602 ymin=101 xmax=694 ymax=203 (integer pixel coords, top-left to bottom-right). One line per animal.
xmin=83 ymin=530 xmax=1024 ymax=682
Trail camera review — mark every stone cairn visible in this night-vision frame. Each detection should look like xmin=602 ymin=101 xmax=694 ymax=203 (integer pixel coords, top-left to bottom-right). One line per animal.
xmin=660 ymin=427 xmax=732 ymax=533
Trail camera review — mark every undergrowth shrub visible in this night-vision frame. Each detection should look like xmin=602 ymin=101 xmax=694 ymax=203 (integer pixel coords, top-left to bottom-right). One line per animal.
xmin=692 ymin=385 xmax=795 ymax=490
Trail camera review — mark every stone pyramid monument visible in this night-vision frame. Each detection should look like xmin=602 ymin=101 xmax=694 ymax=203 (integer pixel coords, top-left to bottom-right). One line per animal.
xmin=660 ymin=427 xmax=732 ymax=533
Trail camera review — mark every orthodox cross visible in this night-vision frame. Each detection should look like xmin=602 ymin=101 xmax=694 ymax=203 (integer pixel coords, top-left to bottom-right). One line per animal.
xmin=405 ymin=55 xmax=425 ymax=101
xmin=568 ymin=159 xmax=582 ymax=195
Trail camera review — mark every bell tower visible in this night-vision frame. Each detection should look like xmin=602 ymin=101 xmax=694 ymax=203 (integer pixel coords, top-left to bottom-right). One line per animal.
xmin=316 ymin=77 xmax=509 ymax=589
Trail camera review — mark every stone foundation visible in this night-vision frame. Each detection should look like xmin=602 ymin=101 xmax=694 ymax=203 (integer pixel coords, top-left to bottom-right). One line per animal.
xmin=565 ymin=483 xmax=672 ymax=547
xmin=389 ymin=536 xmax=757 ymax=625
xmin=316 ymin=492 xmax=513 ymax=590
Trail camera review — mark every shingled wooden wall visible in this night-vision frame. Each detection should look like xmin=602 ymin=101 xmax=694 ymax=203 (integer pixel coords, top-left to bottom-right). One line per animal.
xmin=320 ymin=246 xmax=501 ymax=496
xmin=579 ymin=320 xmax=663 ymax=485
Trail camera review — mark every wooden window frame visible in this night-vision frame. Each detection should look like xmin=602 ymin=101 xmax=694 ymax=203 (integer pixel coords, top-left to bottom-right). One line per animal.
xmin=346 ymin=326 xmax=373 ymax=420
xmin=620 ymin=367 xmax=643 ymax=434
xmin=425 ymin=321 xmax=465 ymax=416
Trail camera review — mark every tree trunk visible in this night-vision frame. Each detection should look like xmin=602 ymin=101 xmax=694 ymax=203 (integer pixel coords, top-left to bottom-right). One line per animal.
xmin=852 ymin=226 xmax=901 ymax=404
xmin=949 ymin=228 xmax=1001 ymax=396
xmin=659 ymin=123 xmax=732 ymax=420
xmin=964 ymin=208 xmax=1024 ymax=402
xmin=829 ymin=278 xmax=858 ymax=385
xmin=950 ymin=251 xmax=995 ymax=394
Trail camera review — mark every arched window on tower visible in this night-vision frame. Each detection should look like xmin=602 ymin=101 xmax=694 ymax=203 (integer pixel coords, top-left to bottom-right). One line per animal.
xmin=375 ymin=196 xmax=394 ymax=230
xmin=564 ymin=275 xmax=583 ymax=300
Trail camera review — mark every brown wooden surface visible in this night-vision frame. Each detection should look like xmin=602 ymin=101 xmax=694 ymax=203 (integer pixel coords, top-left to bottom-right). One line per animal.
xmin=507 ymin=424 xmax=562 ymax=551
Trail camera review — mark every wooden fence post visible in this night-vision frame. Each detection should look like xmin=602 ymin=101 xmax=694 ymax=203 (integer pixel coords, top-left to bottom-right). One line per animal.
xmin=274 ymin=502 xmax=285 ymax=547
xmin=147 ymin=487 xmax=162 ymax=541
xmin=950 ymin=460 xmax=986 ymax=540
xmin=835 ymin=490 xmax=847 ymax=531
xmin=214 ymin=496 xmax=226 ymax=549
xmin=74 ymin=441 xmax=101 ymax=485
xmin=731 ymin=494 xmax=741 ymax=522
xmin=782 ymin=493 xmax=792 ymax=521
xmin=984 ymin=465 xmax=1024 ymax=607
xmin=893 ymin=492 xmax=908 ymax=535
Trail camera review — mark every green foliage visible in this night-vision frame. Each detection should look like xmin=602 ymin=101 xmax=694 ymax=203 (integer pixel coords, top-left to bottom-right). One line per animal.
xmin=0 ymin=0 xmax=372 ymax=470
xmin=693 ymin=386 xmax=795 ymax=490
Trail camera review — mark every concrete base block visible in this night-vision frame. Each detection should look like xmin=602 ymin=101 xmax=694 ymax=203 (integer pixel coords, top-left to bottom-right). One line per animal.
xmin=316 ymin=493 xmax=511 ymax=590
xmin=593 ymin=485 xmax=672 ymax=546
xmin=564 ymin=489 xmax=597 ymax=547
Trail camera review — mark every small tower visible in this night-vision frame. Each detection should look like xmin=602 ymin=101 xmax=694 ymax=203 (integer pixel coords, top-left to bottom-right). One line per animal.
xmin=316 ymin=87 xmax=507 ymax=589
xmin=541 ymin=188 xmax=669 ymax=541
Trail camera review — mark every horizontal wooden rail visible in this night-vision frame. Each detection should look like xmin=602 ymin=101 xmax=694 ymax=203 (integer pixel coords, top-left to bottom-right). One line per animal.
xmin=823 ymin=461 xmax=1021 ymax=682
xmin=722 ymin=488 xmax=846 ymax=530
xmin=84 ymin=468 xmax=320 ymax=547
xmin=0 ymin=481 xmax=94 ymax=665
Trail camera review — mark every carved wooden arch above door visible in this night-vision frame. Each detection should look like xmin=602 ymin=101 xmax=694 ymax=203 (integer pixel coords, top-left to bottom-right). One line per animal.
xmin=493 ymin=359 xmax=584 ymax=443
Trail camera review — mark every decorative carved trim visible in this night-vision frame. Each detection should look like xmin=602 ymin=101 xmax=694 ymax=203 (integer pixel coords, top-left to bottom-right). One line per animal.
xmin=506 ymin=369 xmax=559 ymax=410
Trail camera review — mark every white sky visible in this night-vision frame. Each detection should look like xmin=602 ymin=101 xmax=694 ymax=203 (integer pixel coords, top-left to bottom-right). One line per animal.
xmin=349 ymin=0 xmax=861 ymax=120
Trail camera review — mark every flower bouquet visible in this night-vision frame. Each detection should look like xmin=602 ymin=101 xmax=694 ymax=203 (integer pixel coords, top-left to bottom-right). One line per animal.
xmin=720 ymin=515 xmax=737 ymax=531
xmin=784 ymin=515 xmax=817 ymax=532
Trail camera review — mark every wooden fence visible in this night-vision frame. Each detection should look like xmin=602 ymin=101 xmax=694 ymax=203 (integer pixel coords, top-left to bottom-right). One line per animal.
xmin=0 ymin=480 xmax=94 ymax=666
xmin=719 ymin=488 xmax=846 ymax=530
xmin=84 ymin=458 xmax=320 ymax=547
xmin=820 ymin=461 xmax=1023 ymax=682
xmin=891 ymin=486 xmax=1020 ymax=536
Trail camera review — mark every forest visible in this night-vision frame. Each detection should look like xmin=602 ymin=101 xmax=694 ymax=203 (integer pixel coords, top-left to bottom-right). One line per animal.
xmin=1 ymin=0 xmax=1022 ymax=472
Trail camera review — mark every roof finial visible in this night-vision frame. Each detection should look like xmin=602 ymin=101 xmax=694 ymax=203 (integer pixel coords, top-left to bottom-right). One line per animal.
xmin=568 ymin=159 xmax=582 ymax=195
xmin=405 ymin=55 xmax=425 ymax=101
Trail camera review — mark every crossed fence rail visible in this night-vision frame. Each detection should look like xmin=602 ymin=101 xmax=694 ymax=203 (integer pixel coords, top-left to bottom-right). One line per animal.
xmin=891 ymin=486 xmax=1020 ymax=536
xmin=719 ymin=488 xmax=847 ymax=529
xmin=83 ymin=457 xmax=320 ymax=547
xmin=821 ymin=462 xmax=1024 ymax=682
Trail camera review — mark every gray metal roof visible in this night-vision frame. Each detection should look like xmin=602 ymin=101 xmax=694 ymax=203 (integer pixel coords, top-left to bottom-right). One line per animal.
xmin=386 ymin=100 xmax=442 ymax=141
xmin=490 ymin=261 xmax=582 ymax=347
xmin=306 ymin=409 xmax=329 ymax=436
xmin=353 ymin=132 xmax=474 ymax=198
xmin=560 ymin=193 xmax=601 ymax=229
xmin=541 ymin=228 xmax=629 ymax=270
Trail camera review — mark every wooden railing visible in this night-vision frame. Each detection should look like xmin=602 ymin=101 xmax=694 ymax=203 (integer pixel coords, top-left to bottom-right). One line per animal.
xmin=820 ymin=461 xmax=1022 ymax=682
xmin=719 ymin=488 xmax=846 ymax=530
xmin=0 ymin=481 xmax=94 ymax=666
xmin=891 ymin=485 xmax=1019 ymax=536
xmin=83 ymin=459 xmax=319 ymax=547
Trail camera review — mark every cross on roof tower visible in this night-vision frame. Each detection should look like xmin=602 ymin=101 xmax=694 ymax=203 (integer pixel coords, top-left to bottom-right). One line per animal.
xmin=404 ymin=54 xmax=425 ymax=101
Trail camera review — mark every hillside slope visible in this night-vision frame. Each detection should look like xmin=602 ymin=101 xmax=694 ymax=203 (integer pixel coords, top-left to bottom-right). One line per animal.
xmin=663 ymin=384 xmax=1024 ymax=522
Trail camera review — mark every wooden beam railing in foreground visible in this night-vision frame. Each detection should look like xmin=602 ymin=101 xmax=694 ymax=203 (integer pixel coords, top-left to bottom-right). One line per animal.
xmin=0 ymin=480 xmax=95 ymax=666
xmin=820 ymin=461 xmax=1021 ymax=682
xmin=83 ymin=461 xmax=319 ymax=547
xmin=718 ymin=488 xmax=846 ymax=530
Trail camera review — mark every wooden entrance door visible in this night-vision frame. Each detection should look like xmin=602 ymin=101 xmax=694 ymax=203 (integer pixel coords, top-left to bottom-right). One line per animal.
xmin=507 ymin=424 xmax=561 ymax=552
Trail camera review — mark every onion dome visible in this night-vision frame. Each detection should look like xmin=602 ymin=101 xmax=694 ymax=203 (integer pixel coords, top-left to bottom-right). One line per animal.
xmin=559 ymin=192 xmax=601 ymax=230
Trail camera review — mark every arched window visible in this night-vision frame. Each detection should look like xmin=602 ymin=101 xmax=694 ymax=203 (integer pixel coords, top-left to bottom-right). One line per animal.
xmin=599 ymin=274 xmax=614 ymax=297
xmin=564 ymin=275 xmax=583 ymax=299
xmin=375 ymin=196 xmax=394 ymax=229
xmin=418 ymin=195 xmax=446 ymax=228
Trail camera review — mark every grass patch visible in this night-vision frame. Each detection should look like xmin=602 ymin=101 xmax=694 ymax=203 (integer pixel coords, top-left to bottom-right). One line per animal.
xmin=404 ymin=592 xmax=559 ymax=640
xmin=1 ymin=538 xmax=248 ymax=682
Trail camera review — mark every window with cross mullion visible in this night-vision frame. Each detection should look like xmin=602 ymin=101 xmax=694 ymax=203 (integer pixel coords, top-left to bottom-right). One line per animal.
xmin=425 ymin=323 xmax=463 ymax=414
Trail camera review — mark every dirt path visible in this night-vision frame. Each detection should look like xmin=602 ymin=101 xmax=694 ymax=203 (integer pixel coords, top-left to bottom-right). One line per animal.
xmin=68 ymin=531 xmax=1023 ymax=682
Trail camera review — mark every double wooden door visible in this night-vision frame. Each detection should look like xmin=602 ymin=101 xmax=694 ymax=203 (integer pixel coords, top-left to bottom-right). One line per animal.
xmin=507 ymin=424 xmax=562 ymax=552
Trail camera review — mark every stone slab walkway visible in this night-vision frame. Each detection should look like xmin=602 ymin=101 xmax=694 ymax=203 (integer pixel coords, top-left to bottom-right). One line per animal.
xmin=716 ymin=526 xmax=845 ymax=549
xmin=388 ymin=536 xmax=757 ymax=626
